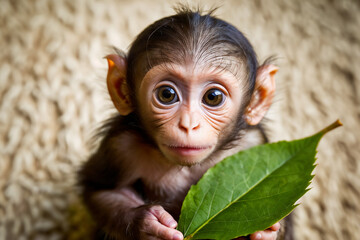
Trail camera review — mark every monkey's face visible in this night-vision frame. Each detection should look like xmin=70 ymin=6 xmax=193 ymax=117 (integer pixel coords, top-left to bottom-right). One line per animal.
xmin=137 ymin=62 xmax=245 ymax=166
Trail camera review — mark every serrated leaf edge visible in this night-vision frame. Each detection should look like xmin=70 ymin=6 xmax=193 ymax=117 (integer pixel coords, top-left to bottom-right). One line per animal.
xmin=185 ymin=139 xmax=319 ymax=239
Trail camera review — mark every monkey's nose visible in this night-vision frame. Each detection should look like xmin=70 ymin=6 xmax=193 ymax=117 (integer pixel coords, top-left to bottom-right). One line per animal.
xmin=178 ymin=112 xmax=200 ymax=132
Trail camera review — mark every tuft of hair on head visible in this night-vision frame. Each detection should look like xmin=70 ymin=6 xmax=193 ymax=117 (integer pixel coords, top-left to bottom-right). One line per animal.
xmin=172 ymin=3 xmax=219 ymax=17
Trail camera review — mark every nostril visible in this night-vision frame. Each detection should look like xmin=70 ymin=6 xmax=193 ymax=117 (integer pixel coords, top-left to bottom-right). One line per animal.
xmin=192 ymin=123 xmax=200 ymax=130
xmin=179 ymin=124 xmax=189 ymax=133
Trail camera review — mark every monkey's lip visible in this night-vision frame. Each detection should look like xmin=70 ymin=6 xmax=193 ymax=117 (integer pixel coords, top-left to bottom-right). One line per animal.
xmin=165 ymin=145 xmax=212 ymax=156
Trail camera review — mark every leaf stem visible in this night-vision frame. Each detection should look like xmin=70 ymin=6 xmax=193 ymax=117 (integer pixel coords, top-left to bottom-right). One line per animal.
xmin=320 ymin=119 xmax=343 ymax=136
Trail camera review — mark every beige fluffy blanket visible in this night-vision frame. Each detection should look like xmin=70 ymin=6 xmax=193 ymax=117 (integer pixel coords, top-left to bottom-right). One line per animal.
xmin=1 ymin=0 xmax=359 ymax=239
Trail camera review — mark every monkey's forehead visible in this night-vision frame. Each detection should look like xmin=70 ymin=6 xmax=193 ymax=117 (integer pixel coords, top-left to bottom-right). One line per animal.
xmin=137 ymin=53 xmax=248 ymax=83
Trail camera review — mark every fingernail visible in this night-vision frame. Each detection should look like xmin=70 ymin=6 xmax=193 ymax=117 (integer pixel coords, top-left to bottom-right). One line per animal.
xmin=169 ymin=220 xmax=177 ymax=228
xmin=255 ymin=233 xmax=262 ymax=240
xmin=173 ymin=232 xmax=183 ymax=240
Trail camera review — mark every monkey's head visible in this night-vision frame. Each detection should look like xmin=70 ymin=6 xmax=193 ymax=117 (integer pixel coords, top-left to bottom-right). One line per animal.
xmin=106 ymin=8 xmax=277 ymax=166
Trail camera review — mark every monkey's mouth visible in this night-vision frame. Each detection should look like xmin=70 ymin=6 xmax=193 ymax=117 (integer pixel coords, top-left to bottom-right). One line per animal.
xmin=165 ymin=145 xmax=212 ymax=156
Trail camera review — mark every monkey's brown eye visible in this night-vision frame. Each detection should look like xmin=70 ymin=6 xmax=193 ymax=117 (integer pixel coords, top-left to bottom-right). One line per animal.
xmin=203 ymin=89 xmax=224 ymax=107
xmin=156 ymin=86 xmax=178 ymax=105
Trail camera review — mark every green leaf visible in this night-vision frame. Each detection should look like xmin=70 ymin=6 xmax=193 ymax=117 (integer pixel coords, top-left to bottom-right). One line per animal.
xmin=177 ymin=120 xmax=342 ymax=240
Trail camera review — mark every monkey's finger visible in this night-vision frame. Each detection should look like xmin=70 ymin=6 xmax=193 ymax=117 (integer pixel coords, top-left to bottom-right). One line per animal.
xmin=149 ymin=205 xmax=178 ymax=228
xmin=249 ymin=230 xmax=277 ymax=240
xmin=268 ymin=222 xmax=280 ymax=231
xmin=144 ymin=219 xmax=183 ymax=240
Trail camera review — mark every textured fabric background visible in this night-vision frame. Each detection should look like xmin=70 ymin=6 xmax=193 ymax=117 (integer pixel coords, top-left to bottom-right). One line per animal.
xmin=0 ymin=0 xmax=359 ymax=239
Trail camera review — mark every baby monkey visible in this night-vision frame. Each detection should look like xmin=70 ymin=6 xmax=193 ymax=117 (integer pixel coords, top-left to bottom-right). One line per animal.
xmin=79 ymin=7 xmax=287 ymax=240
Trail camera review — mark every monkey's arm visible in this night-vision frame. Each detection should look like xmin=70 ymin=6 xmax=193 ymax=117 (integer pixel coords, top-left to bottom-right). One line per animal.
xmin=78 ymin=135 xmax=139 ymax=238
xmin=85 ymin=187 xmax=143 ymax=238
xmin=81 ymin=169 xmax=183 ymax=240
xmin=78 ymin=136 xmax=183 ymax=240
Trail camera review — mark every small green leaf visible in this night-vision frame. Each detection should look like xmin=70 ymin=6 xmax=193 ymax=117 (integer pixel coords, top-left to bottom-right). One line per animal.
xmin=178 ymin=120 xmax=342 ymax=240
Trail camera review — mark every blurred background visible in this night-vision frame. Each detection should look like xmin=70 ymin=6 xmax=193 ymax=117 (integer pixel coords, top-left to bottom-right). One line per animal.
xmin=0 ymin=0 xmax=359 ymax=239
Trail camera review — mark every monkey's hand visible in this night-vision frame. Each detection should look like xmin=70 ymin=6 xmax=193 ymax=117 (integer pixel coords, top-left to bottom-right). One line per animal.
xmin=236 ymin=222 xmax=280 ymax=240
xmin=133 ymin=205 xmax=184 ymax=240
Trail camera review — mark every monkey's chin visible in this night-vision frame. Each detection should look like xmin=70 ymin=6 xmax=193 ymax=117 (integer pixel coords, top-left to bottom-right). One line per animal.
xmin=160 ymin=144 xmax=214 ymax=166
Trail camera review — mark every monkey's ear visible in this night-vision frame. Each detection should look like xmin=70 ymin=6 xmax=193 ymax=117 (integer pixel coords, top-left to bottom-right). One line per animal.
xmin=245 ymin=64 xmax=278 ymax=125
xmin=106 ymin=54 xmax=133 ymax=116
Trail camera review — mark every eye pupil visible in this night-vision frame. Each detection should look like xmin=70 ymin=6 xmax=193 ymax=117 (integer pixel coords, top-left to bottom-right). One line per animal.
xmin=162 ymin=88 xmax=173 ymax=99
xmin=203 ymin=89 xmax=224 ymax=107
xmin=157 ymin=86 xmax=178 ymax=104
xmin=207 ymin=92 xmax=217 ymax=101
